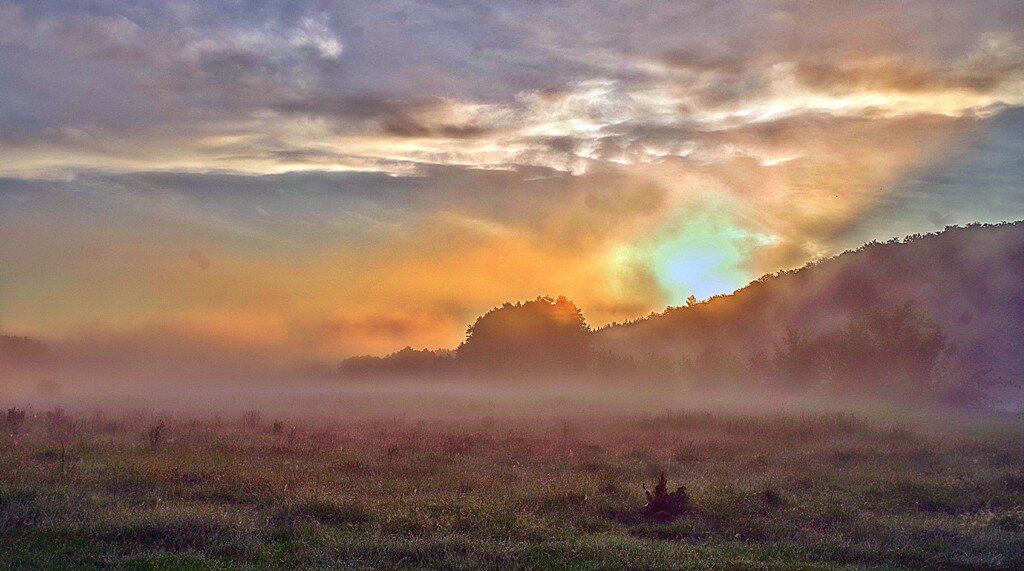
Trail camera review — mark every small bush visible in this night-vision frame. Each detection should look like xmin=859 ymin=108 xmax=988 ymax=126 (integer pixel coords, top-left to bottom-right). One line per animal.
xmin=3 ymin=408 xmax=26 ymax=436
xmin=643 ymin=472 xmax=690 ymax=521
xmin=147 ymin=421 xmax=166 ymax=447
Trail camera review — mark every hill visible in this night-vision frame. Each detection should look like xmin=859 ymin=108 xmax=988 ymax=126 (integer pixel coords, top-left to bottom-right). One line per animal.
xmin=595 ymin=221 xmax=1024 ymax=398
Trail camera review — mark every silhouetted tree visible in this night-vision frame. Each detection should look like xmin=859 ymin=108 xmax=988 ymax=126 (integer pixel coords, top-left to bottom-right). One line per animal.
xmin=339 ymin=347 xmax=454 ymax=379
xmin=457 ymin=296 xmax=592 ymax=378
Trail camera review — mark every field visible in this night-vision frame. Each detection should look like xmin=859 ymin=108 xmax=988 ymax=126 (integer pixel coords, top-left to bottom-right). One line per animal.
xmin=2 ymin=405 xmax=1023 ymax=569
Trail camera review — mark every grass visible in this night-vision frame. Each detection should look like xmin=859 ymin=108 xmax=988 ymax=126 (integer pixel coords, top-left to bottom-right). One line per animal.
xmin=0 ymin=408 xmax=1022 ymax=569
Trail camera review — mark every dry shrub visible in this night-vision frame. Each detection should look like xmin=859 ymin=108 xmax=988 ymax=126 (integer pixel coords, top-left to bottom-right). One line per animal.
xmin=3 ymin=408 xmax=26 ymax=436
xmin=147 ymin=421 xmax=166 ymax=447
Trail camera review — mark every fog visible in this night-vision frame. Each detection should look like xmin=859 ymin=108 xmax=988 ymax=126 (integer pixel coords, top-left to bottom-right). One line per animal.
xmin=3 ymin=223 xmax=1022 ymax=419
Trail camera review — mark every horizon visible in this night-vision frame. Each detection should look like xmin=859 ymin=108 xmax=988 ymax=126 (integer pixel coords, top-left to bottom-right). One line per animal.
xmin=6 ymin=219 xmax=1023 ymax=360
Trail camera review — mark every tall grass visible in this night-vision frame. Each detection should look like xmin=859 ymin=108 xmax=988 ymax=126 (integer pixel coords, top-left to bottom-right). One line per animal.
xmin=0 ymin=407 xmax=1021 ymax=568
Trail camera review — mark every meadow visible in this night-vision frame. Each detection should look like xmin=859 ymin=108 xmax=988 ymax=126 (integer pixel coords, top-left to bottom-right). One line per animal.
xmin=1 ymin=404 xmax=1023 ymax=569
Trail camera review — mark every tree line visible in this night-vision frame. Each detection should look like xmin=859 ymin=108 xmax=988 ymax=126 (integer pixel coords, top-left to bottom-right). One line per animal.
xmin=337 ymin=296 xmax=1007 ymax=406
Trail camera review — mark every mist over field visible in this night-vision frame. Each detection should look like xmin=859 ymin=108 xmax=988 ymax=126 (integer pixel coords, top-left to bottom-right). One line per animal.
xmin=5 ymin=221 xmax=1023 ymax=418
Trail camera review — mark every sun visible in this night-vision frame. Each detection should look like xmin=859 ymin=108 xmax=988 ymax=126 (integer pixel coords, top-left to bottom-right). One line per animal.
xmin=655 ymin=242 xmax=737 ymax=302
xmin=649 ymin=214 xmax=777 ymax=305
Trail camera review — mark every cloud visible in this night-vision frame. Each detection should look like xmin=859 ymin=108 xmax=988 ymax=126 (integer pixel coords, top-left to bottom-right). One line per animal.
xmin=3 ymin=0 xmax=1022 ymax=190
xmin=1 ymin=0 xmax=1023 ymax=359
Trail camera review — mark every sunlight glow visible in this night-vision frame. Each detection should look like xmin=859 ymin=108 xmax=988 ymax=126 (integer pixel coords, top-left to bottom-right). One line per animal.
xmin=651 ymin=215 xmax=778 ymax=304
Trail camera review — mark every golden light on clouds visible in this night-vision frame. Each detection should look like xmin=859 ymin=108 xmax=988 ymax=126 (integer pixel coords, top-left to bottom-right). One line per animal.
xmin=1 ymin=0 xmax=1023 ymax=361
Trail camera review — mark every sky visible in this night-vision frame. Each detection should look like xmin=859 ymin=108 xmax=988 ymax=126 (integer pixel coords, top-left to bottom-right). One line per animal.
xmin=1 ymin=0 xmax=1023 ymax=361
